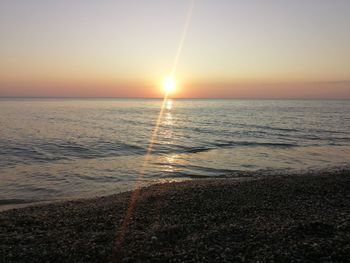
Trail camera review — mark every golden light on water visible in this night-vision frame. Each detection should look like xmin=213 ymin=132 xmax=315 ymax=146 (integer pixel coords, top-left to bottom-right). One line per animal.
xmin=166 ymin=99 xmax=173 ymax=110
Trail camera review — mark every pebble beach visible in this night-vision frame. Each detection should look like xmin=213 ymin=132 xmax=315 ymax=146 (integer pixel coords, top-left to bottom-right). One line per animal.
xmin=1 ymin=170 xmax=350 ymax=262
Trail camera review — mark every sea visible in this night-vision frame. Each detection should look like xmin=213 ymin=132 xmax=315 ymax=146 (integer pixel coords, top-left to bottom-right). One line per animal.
xmin=1 ymin=98 xmax=350 ymax=209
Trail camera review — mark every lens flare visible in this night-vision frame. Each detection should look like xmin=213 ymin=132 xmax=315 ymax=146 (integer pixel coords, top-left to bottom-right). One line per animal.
xmin=113 ymin=1 xmax=196 ymax=259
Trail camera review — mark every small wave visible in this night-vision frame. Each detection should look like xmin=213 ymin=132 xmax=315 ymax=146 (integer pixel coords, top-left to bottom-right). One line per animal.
xmin=213 ymin=141 xmax=297 ymax=148
xmin=233 ymin=123 xmax=300 ymax=133
xmin=0 ymin=139 xmax=146 ymax=167
xmin=151 ymin=140 xmax=297 ymax=156
xmin=182 ymin=147 xmax=212 ymax=153
xmin=160 ymin=166 xmax=350 ymax=180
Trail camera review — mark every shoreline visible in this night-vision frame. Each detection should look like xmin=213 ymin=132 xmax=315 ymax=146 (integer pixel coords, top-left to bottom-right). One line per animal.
xmin=2 ymin=166 xmax=349 ymax=213
xmin=0 ymin=176 xmax=255 ymax=213
xmin=1 ymin=170 xmax=350 ymax=262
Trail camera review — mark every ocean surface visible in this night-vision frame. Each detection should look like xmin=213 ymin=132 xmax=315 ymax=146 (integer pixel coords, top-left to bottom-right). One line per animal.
xmin=1 ymin=98 xmax=350 ymax=208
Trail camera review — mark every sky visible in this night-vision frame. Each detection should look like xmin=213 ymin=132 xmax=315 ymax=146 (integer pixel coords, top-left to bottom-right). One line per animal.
xmin=0 ymin=0 xmax=350 ymax=98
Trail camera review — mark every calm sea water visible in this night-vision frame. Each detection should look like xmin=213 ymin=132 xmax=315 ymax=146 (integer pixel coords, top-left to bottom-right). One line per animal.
xmin=1 ymin=99 xmax=350 ymax=207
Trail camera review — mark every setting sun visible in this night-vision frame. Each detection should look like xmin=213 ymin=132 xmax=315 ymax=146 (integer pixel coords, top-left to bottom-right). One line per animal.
xmin=162 ymin=76 xmax=176 ymax=94
xmin=1 ymin=1 xmax=350 ymax=262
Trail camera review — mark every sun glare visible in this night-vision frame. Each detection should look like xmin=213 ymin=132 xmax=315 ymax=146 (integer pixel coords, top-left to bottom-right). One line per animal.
xmin=162 ymin=76 xmax=176 ymax=94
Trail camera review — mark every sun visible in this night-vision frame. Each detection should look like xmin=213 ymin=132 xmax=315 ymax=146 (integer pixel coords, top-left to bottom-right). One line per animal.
xmin=162 ymin=75 xmax=176 ymax=94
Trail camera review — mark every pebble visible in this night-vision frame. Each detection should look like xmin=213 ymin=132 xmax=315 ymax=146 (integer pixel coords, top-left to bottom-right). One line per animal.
xmin=1 ymin=171 xmax=350 ymax=262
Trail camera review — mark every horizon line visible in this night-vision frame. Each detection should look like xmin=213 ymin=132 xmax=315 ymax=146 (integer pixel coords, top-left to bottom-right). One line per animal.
xmin=1 ymin=96 xmax=350 ymax=100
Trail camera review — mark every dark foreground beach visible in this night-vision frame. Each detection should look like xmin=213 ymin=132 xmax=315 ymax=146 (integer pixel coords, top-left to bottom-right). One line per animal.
xmin=1 ymin=170 xmax=350 ymax=262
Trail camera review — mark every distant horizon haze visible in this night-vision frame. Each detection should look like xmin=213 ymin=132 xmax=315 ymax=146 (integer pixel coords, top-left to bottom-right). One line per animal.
xmin=1 ymin=81 xmax=349 ymax=99
xmin=1 ymin=0 xmax=350 ymax=98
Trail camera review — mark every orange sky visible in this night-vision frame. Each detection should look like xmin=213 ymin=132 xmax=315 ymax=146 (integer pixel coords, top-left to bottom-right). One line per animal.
xmin=0 ymin=0 xmax=349 ymax=98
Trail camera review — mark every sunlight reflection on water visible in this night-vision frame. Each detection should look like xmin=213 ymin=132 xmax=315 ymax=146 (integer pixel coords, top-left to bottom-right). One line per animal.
xmin=1 ymin=98 xmax=350 ymax=204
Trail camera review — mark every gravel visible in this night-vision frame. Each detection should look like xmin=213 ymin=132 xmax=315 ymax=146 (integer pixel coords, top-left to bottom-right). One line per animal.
xmin=1 ymin=170 xmax=350 ymax=262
